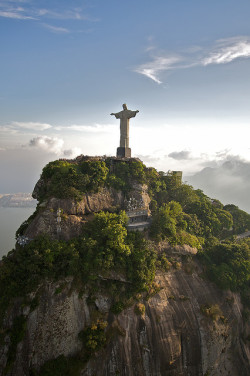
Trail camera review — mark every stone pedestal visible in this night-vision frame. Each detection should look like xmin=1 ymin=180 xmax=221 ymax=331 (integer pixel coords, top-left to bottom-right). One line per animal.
xmin=116 ymin=147 xmax=131 ymax=158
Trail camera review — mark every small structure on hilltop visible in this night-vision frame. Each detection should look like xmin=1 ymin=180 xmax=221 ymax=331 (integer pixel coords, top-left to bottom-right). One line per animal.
xmin=124 ymin=184 xmax=151 ymax=231
xmin=111 ymin=103 xmax=139 ymax=158
xmin=167 ymin=170 xmax=183 ymax=184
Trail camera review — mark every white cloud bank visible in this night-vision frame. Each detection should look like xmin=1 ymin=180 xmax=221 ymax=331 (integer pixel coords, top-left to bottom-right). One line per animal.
xmin=29 ymin=136 xmax=81 ymax=158
xmin=55 ymin=123 xmax=116 ymax=133
xmin=12 ymin=121 xmax=52 ymax=131
xmin=29 ymin=136 xmax=64 ymax=154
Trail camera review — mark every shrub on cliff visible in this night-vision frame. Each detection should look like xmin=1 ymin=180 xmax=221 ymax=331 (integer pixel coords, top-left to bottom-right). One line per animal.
xmin=39 ymin=160 xmax=109 ymax=200
xmin=203 ymin=241 xmax=250 ymax=293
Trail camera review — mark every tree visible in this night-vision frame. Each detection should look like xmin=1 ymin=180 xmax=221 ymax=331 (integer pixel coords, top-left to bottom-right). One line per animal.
xmin=224 ymin=204 xmax=250 ymax=234
xmin=150 ymin=201 xmax=184 ymax=241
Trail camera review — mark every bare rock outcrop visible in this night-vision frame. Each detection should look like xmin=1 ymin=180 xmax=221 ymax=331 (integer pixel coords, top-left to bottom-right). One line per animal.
xmin=26 ymin=187 xmax=124 ymax=240
xmin=1 ymin=267 xmax=249 ymax=376
xmin=25 ymin=183 xmax=151 ymax=241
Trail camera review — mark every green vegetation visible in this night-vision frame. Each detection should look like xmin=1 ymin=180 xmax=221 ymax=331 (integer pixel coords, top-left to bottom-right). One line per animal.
xmin=134 ymin=303 xmax=145 ymax=315
xmin=200 ymin=303 xmax=223 ymax=321
xmin=158 ymin=254 xmax=171 ymax=271
xmin=199 ymin=239 xmax=250 ymax=306
xmin=224 ymin=204 xmax=250 ymax=234
xmin=150 ymin=200 xmax=202 ymax=248
xmin=106 ymin=159 xmax=146 ymax=192
xmin=78 ymin=320 xmax=108 ymax=357
xmin=37 ymin=158 xmax=147 ymax=201
xmin=202 ymin=241 xmax=250 ymax=291
xmin=38 ymin=159 xmax=109 ymax=201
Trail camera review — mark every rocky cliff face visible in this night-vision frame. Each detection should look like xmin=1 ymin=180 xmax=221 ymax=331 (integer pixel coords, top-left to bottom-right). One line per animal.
xmin=26 ymin=187 xmax=124 ymax=240
xmin=0 ymin=260 xmax=249 ymax=376
xmin=25 ymin=181 xmax=150 ymax=240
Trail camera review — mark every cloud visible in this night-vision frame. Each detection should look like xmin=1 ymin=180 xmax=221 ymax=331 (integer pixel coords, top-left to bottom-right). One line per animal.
xmin=202 ymin=37 xmax=250 ymax=65
xmin=168 ymin=151 xmax=192 ymax=160
xmin=29 ymin=136 xmax=64 ymax=155
xmin=135 ymin=154 xmax=161 ymax=164
xmin=135 ymin=36 xmax=250 ymax=83
xmin=0 ymin=1 xmax=35 ymax=19
xmin=0 ymin=1 xmax=96 ymax=31
xmin=0 ymin=125 xmax=18 ymax=134
xmin=28 ymin=136 xmax=83 ymax=158
xmin=55 ymin=123 xmax=116 ymax=133
xmin=12 ymin=121 xmax=52 ymax=131
xmin=36 ymin=8 xmax=95 ymax=21
xmin=63 ymin=147 xmax=82 ymax=158
xmin=134 ymin=56 xmax=180 ymax=84
xmin=2 ymin=121 xmax=115 ymax=133
xmin=41 ymin=23 xmax=69 ymax=34
xmin=0 ymin=10 xmax=34 ymax=19
xmin=215 ymin=149 xmax=231 ymax=159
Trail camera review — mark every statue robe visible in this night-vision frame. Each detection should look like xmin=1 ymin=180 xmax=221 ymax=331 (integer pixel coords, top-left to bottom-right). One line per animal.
xmin=113 ymin=109 xmax=138 ymax=148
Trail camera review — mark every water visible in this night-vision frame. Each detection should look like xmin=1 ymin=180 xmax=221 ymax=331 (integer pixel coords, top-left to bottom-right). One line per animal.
xmin=0 ymin=207 xmax=35 ymax=259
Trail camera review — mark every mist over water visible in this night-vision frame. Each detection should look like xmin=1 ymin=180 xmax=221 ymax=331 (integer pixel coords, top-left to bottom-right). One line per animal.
xmin=0 ymin=207 xmax=35 ymax=259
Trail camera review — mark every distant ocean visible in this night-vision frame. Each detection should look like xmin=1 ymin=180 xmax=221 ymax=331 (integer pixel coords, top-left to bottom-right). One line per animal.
xmin=0 ymin=207 xmax=35 ymax=259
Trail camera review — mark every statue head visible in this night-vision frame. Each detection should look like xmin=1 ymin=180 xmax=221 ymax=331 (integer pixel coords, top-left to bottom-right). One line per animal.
xmin=122 ymin=103 xmax=128 ymax=110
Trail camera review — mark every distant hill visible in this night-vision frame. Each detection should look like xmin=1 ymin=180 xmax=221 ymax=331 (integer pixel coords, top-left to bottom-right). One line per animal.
xmin=187 ymin=159 xmax=250 ymax=213
xmin=0 ymin=193 xmax=37 ymax=208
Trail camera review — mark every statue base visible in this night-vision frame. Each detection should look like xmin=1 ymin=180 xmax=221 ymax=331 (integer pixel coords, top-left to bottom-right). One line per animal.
xmin=116 ymin=147 xmax=131 ymax=158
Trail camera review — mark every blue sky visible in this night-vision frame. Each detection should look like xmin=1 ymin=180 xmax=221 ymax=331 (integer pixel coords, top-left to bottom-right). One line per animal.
xmin=1 ymin=0 xmax=250 ymax=210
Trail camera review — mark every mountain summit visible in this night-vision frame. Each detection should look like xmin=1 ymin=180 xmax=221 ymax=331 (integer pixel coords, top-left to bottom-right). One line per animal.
xmin=0 ymin=156 xmax=249 ymax=376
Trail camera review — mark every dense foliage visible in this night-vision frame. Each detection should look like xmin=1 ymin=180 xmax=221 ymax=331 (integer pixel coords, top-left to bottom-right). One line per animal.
xmin=39 ymin=160 xmax=109 ymax=200
xmin=199 ymin=238 xmax=250 ymax=307
xmin=37 ymin=158 xmax=147 ymax=201
xmin=203 ymin=241 xmax=250 ymax=291
xmin=224 ymin=204 xmax=250 ymax=234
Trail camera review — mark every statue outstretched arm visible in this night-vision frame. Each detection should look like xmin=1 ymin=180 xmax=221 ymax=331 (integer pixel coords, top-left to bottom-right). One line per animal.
xmin=127 ymin=110 xmax=139 ymax=118
xmin=110 ymin=111 xmax=122 ymax=119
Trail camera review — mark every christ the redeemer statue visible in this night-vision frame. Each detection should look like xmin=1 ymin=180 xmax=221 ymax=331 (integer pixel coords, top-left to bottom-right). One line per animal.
xmin=111 ymin=103 xmax=139 ymax=158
